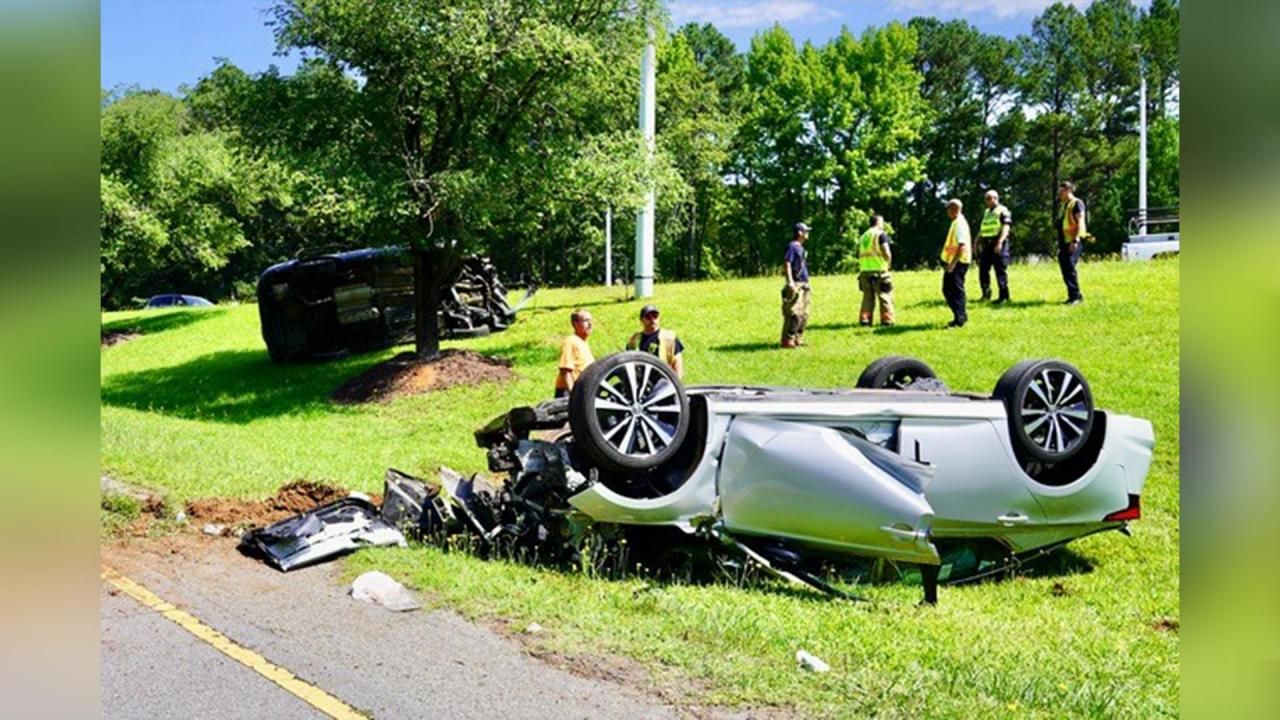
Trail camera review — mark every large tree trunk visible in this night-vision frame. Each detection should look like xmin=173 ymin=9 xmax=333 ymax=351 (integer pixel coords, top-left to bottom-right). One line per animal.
xmin=412 ymin=247 xmax=463 ymax=361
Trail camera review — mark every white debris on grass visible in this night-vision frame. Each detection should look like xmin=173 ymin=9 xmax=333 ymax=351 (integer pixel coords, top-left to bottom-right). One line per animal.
xmin=795 ymin=649 xmax=830 ymax=673
xmin=202 ymin=523 xmax=225 ymax=536
xmin=351 ymin=571 xmax=421 ymax=612
xmin=524 ymin=622 xmax=543 ymax=634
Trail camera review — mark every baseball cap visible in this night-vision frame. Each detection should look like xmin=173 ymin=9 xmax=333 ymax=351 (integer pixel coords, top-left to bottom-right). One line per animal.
xmin=794 ymin=222 xmax=811 ymax=232
xmin=639 ymin=304 xmax=660 ymax=318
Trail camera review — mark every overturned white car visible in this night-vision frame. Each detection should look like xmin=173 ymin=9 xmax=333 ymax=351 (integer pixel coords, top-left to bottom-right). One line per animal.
xmin=471 ymin=352 xmax=1154 ymax=603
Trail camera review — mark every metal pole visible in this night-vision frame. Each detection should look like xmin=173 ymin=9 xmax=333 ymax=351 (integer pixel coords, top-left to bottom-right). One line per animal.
xmin=604 ymin=206 xmax=612 ymax=286
xmin=1138 ymin=52 xmax=1148 ymax=235
xmin=634 ymin=23 xmax=656 ymax=298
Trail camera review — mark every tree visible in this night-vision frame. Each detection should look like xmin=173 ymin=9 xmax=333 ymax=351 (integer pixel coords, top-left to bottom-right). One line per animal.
xmin=100 ymin=90 xmax=279 ymax=307
xmin=271 ymin=0 xmax=655 ymax=359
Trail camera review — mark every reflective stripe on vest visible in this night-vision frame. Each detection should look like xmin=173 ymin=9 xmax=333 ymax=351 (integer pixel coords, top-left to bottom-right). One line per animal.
xmin=627 ymin=329 xmax=677 ymax=367
xmin=940 ymin=216 xmax=972 ymax=264
xmin=858 ymin=228 xmax=887 ymax=272
xmin=980 ymin=204 xmax=1008 ymax=237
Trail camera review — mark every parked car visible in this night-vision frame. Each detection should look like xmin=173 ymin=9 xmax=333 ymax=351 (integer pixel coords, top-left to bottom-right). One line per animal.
xmin=143 ymin=294 xmax=213 ymax=309
xmin=466 ymin=353 xmax=1154 ymax=603
xmin=257 ymin=247 xmax=533 ymax=363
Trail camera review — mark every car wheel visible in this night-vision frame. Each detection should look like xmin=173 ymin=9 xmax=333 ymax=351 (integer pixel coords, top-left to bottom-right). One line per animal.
xmin=568 ymin=352 xmax=690 ymax=474
xmin=993 ymin=359 xmax=1094 ymax=464
xmin=856 ymin=356 xmax=938 ymax=390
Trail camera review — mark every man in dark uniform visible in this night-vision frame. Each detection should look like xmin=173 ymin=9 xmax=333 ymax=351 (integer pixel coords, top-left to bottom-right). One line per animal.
xmin=977 ymin=190 xmax=1013 ymax=303
xmin=1057 ymin=181 xmax=1086 ymax=305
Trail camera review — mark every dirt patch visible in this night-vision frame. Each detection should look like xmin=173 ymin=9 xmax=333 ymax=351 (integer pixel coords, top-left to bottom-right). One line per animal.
xmin=185 ymin=480 xmax=348 ymax=528
xmin=101 ymin=329 xmax=140 ymax=347
xmin=330 ymin=350 xmax=514 ymax=404
xmin=1151 ymin=616 xmax=1180 ymax=633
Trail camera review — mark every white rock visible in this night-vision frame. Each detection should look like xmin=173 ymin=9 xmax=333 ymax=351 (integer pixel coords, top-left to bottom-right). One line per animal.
xmin=350 ymin=571 xmax=421 ymax=612
xmin=795 ymin=649 xmax=830 ymax=673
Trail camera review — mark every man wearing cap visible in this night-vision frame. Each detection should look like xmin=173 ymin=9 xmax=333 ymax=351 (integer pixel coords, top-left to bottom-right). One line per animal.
xmin=626 ymin=304 xmax=684 ymax=378
xmin=554 ymin=309 xmax=595 ymax=398
xmin=977 ymin=189 xmax=1012 ymax=304
xmin=781 ymin=221 xmax=811 ymax=348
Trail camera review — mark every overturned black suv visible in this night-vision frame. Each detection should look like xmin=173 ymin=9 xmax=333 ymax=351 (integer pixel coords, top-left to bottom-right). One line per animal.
xmin=257 ymin=247 xmax=532 ymax=363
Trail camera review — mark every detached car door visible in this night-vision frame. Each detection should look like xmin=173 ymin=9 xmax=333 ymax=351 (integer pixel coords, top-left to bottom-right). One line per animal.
xmin=718 ymin=417 xmax=940 ymax=565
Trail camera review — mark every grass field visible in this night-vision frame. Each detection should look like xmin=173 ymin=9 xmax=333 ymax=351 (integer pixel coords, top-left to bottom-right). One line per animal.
xmin=102 ymin=259 xmax=1179 ymax=717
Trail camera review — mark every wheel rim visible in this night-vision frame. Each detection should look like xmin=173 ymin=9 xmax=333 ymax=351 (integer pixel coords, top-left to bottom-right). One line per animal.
xmin=591 ymin=360 xmax=684 ymax=458
xmin=1020 ymin=367 xmax=1090 ymax=455
xmin=885 ymin=369 xmax=921 ymax=389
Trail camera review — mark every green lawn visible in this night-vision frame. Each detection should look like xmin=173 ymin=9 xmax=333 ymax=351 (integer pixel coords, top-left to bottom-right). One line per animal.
xmin=102 ymin=259 xmax=1179 ymax=717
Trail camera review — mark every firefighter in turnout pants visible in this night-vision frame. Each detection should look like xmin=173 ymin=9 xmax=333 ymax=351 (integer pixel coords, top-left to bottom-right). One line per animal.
xmin=977 ymin=190 xmax=1012 ymax=303
xmin=857 ymin=215 xmax=894 ymax=326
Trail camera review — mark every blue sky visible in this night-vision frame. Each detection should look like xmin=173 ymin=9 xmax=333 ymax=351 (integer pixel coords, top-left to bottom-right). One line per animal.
xmin=102 ymin=0 xmax=1100 ymax=94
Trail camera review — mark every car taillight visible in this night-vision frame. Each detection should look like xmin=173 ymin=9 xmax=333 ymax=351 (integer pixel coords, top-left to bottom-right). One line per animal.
xmin=1104 ymin=494 xmax=1141 ymax=522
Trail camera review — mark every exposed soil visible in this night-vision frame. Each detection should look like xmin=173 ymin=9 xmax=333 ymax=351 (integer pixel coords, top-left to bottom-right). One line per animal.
xmin=1151 ymin=617 xmax=1180 ymax=633
xmin=101 ymin=329 xmax=140 ymax=347
xmin=330 ymin=349 xmax=515 ymax=404
xmin=184 ymin=480 xmax=348 ymax=529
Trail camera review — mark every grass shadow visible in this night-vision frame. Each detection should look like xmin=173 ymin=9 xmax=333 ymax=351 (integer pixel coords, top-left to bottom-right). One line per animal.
xmin=101 ymin=348 xmax=379 ymax=423
xmin=807 ymin=321 xmax=863 ymax=331
xmin=984 ymin=299 xmax=1051 ymax=309
xmin=872 ymin=322 xmax=935 ymax=336
xmin=709 ymin=341 xmax=781 ymax=353
xmin=524 ymin=295 xmax=633 ymax=315
xmin=102 ymin=308 xmax=227 ymax=335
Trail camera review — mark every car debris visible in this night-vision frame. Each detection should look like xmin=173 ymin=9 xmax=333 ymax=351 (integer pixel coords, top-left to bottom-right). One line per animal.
xmin=240 ymin=496 xmax=406 ymax=571
xmin=350 ymin=571 xmax=421 ymax=612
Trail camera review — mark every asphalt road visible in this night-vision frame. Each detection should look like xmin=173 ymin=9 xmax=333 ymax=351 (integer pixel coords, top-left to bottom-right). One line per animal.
xmin=100 ymin=534 xmax=694 ymax=719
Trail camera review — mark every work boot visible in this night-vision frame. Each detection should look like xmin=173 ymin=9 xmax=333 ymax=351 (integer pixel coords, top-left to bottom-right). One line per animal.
xmin=781 ymin=337 xmax=798 ymax=348
xmin=994 ymin=292 xmax=1010 ymax=305
xmin=981 ymin=288 xmax=991 ymax=301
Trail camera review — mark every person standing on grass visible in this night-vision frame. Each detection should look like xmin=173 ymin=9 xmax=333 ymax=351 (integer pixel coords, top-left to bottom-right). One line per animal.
xmin=857 ymin=214 xmax=894 ymax=326
xmin=940 ymin=199 xmax=971 ymax=328
xmin=1057 ymin=181 xmax=1087 ymax=305
xmin=781 ymin=221 xmax=811 ymax=348
xmin=977 ymin=189 xmax=1013 ymax=304
xmin=626 ymin=303 xmax=684 ymax=378
xmin=554 ymin=309 xmax=595 ymax=398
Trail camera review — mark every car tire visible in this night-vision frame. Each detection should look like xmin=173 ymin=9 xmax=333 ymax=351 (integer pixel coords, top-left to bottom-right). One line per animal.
xmin=568 ymin=352 xmax=690 ymax=474
xmin=993 ymin=359 xmax=1094 ymax=465
xmin=856 ymin=356 xmax=938 ymax=390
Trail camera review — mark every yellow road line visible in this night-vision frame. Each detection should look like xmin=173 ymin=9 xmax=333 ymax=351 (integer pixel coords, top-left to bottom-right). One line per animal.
xmin=101 ymin=566 xmax=367 ymax=720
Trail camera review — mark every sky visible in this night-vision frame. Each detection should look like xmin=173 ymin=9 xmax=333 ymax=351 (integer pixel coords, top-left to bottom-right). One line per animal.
xmin=102 ymin=0 xmax=1106 ymax=94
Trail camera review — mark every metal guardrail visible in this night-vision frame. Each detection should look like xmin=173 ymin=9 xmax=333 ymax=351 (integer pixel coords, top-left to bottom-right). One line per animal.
xmin=1128 ymin=206 xmax=1180 ymax=236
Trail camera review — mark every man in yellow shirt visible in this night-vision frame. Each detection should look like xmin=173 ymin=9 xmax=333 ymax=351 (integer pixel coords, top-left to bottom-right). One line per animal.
xmin=940 ymin=198 xmax=972 ymax=328
xmin=555 ymin=309 xmax=595 ymax=398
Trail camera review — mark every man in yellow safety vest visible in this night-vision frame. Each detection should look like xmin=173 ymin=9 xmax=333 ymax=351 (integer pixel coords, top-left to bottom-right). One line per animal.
xmin=977 ymin=189 xmax=1012 ymax=304
xmin=940 ymin=198 xmax=971 ymax=328
xmin=626 ymin=304 xmax=684 ymax=378
xmin=856 ymin=215 xmax=894 ymax=326
xmin=1057 ymin=181 xmax=1086 ymax=305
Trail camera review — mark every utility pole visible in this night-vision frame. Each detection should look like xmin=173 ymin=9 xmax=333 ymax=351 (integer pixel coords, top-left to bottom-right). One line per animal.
xmin=604 ymin=206 xmax=613 ymax=286
xmin=634 ymin=23 xmax=656 ymax=298
xmin=1137 ymin=45 xmax=1148 ymax=235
